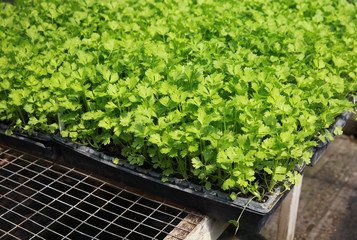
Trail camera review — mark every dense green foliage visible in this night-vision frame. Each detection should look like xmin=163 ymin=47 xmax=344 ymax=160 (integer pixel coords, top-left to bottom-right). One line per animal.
xmin=0 ymin=0 xmax=356 ymax=200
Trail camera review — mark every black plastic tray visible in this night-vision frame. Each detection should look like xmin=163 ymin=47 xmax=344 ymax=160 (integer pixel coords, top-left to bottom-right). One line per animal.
xmin=54 ymin=135 xmax=300 ymax=233
xmin=0 ymin=110 xmax=351 ymax=232
xmin=0 ymin=123 xmax=60 ymax=160
xmin=53 ymin=111 xmax=353 ymax=232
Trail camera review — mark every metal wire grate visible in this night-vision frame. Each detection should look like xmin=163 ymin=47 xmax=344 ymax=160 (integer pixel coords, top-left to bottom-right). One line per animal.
xmin=0 ymin=144 xmax=204 ymax=240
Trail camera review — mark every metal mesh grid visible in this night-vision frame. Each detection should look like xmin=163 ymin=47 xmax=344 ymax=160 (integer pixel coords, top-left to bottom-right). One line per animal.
xmin=0 ymin=144 xmax=204 ymax=240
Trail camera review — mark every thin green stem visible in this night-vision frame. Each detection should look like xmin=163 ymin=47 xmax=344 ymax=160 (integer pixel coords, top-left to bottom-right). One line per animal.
xmin=17 ymin=107 xmax=26 ymax=124
xmin=229 ymin=196 xmax=257 ymax=234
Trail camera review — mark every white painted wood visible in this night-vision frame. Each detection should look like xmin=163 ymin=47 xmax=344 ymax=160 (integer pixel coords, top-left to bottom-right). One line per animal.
xmin=164 ymin=214 xmax=228 ymax=240
xmin=277 ymin=175 xmax=303 ymax=240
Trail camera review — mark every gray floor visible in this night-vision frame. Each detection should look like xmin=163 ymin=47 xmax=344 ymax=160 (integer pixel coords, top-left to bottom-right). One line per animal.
xmin=220 ymin=133 xmax=357 ymax=239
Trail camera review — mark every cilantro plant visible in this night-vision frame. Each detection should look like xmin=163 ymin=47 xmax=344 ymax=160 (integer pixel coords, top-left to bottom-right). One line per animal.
xmin=0 ymin=0 xmax=356 ymax=201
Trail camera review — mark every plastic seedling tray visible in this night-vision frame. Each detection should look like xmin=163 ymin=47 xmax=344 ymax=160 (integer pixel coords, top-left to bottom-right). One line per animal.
xmin=53 ymin=111 xmax=353 ymax=232
xmin=54 ymin=135 xmax=303 ymax=233
xmin=0 ymin=123 xmax=60 ymax=160
xmin=0 ymin=109 xmax=351 ymax=232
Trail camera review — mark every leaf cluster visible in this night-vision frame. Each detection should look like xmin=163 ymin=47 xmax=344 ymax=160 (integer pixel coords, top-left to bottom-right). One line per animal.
xmin=0 ymin=0 xmax=356 ymax=200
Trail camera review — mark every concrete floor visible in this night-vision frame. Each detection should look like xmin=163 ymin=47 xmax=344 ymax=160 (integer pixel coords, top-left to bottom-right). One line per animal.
xmin=220 ymin=133 xmax=357 ymax=240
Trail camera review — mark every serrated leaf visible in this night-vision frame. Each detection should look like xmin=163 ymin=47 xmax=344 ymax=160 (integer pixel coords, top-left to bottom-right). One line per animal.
xmin=205 ymin=182 xmax=212 ymax=191
xmin=264 ymin=167 xmax=273 ymax=174
xmin=149 ymin=133 xmax=162 ymax=146
xmin=192 ymin=157 xmax=204 ymax=169
xmin=258 ymin=125 xmax=270 ymax=136
xmin=222 ymin=178 xmax=235 ymax=191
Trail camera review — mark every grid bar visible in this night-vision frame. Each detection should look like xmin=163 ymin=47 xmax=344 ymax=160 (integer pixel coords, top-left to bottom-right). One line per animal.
xmin=0 ymin=144 xmax=204 ymax=240
xmin=1 ymin=164 xmax=195 ymax=236
xmin=124 ymin=201 xmax=163 ymax=239
xmin=1 ymin=148 xmax=203 ymax=224
xmin=0 ymin=184 xmax=109 ymax=238
xmin=28 ymin=174 xmax=97 ymax=240
xmin=0 ymin=207 xmax=64 ymax=240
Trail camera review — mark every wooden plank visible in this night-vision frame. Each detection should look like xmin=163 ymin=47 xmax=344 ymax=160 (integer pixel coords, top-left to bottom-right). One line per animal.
xmin=277 ymin=175 xmax=303 ymax=240
xmin=184 ymin=217 xmax=228 ymax=240
xmin=164 ymin=214 xmax=202 ymax=240
xmin=165 ymin=214 xmax=228 ymax=240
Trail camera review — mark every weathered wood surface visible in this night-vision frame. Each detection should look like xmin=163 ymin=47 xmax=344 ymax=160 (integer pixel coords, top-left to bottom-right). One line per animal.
xmin=165 ymin=214 xmax=227 ymax=240
xmin=277 ymin=176 xmax=303 ymax=240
